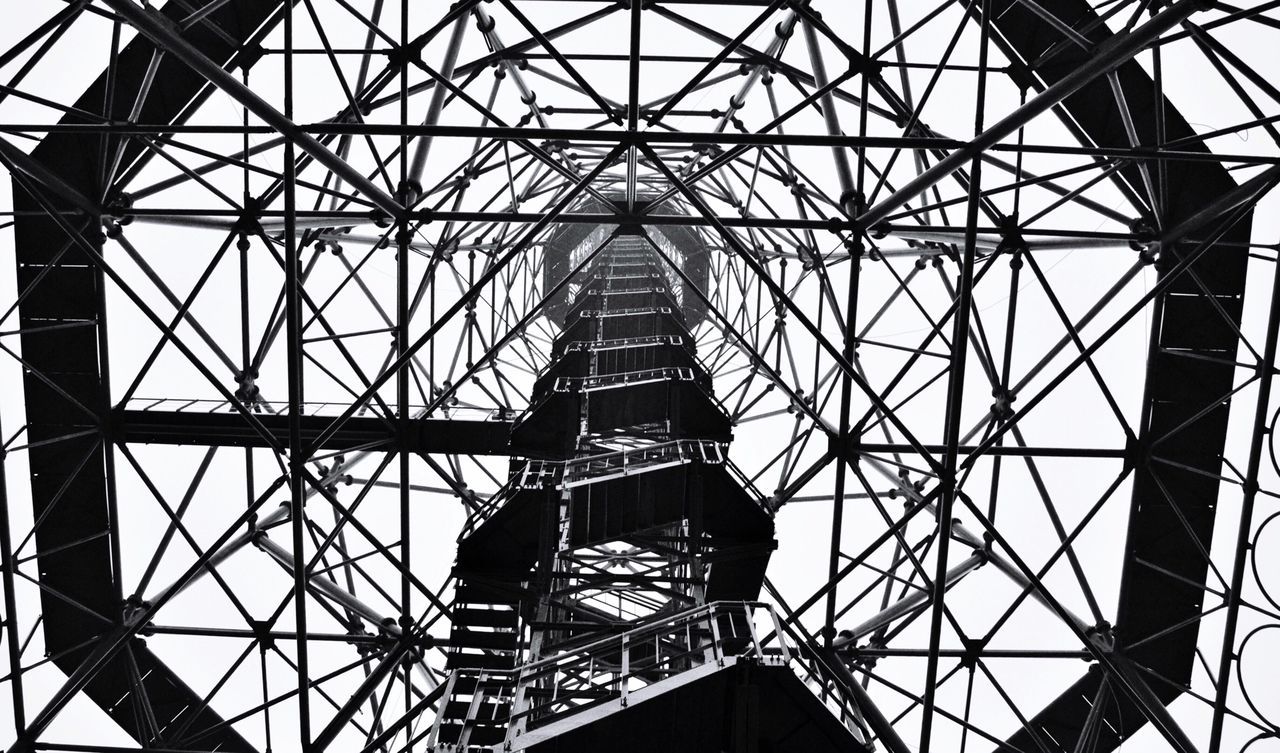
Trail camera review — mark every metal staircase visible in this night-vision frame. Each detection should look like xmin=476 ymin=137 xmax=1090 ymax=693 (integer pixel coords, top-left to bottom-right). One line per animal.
xmin=435 ymin=218 xmax=860 ymax=752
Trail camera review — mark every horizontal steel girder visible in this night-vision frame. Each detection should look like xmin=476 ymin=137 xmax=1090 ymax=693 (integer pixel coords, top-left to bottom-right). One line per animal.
xmin=113 ymin=409 xmax=515 ymax=455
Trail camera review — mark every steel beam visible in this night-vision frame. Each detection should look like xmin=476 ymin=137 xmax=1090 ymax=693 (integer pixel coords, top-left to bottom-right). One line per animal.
xmin=100 ymin=0 xmax=403 ymax=218
xmin=406 ymin=13 xmax=469 ymax=193
xmin=857 ymin=0 xmax=1207 ymax=230
xmin=835 ymin=550 xmax=987 ymax=643
xmin=113 ymin=409 xmax=515 ymax=454
xmin=311 ymin=639 xmax=415 ymax=753
xmin=303 ymin=144 xmax=624 ymax=455
xmin=1207 ymin=185 xmax=1280 ymax=751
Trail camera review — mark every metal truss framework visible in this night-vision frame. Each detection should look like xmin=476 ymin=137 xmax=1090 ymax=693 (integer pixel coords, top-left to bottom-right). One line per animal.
xmin=0 ymin=0 xmax=1277 ymax=751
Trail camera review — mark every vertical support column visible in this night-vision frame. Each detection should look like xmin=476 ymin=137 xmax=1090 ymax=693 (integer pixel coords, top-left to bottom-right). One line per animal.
xmin=1208 ymin=251 xmax=1280 ymax=751
xmin=281 ymin=3 xmax=311 ymax=746
xmin=0 ymin=414 xmax=25 ymax=733
xmin=406 ymin=12 xmax=469 ymax=196
xmin=919 ymin=2 xmax=991 ymax=749
xmin=803 ymin=15 xmax=862 ymax=647
xmin=397 ymin=0 xmax=415 ymax=709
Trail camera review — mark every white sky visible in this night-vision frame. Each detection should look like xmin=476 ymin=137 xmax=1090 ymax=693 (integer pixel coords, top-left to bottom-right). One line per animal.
xmin=0 ymin=1 xmax=1278 ymax=751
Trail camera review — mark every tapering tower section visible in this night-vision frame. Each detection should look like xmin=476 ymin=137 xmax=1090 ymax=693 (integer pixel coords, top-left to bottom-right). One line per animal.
xmin=433 ymin=208 xmax=868 ymax=752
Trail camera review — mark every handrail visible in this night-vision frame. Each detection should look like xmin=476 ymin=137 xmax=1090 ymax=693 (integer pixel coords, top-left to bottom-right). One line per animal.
xmin=460 ymin=439 xmax=729 ymax=536
xmin=523 ymin=600 xmax=766 ymax=673
xmin=436 ymin=599 xmax=873 ymax=748
xmin=505 ymin=601 xmax=783 ymax=734
xmin=770 ymin=612 xmax=874 ymax=743
xmin=644 ymin=225 xmax=693 ymax=306
xmin=722 ymin=455 xmax=772 ymax=512
xmin=461 ymin=439 xmax=773 ymax=537
xmin=459 ymin=473 xmax=528 ymax=539
xmin=560 ymin=335 xmax=685 ymax=353
xmin=571 ymin=305 xmax=676 ymax=318
xmin=552 ymin=366 xmax=701 ymax=392
xmin=119 ymin=397 xmax=514 ymax=421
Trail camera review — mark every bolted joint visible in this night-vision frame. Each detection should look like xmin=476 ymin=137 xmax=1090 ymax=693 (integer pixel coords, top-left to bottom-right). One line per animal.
xmin=1123 ymin=434 xmax=1147 ymax=471
xmin=996 ymin=224 xmax=1028 ymax=257
xmin=232 ymin=197 xmax=264 ymax=235
xmin=231 ymin=42 xmax=266 ymax=71
xmin=848 ymin=52 xmax=884 ymax=80
xmin=105 ymin=192 xmax=135 ymax=225
xmin=234 ymin=369 xmax=262 ymax=407
xmin=990 ymin=387 xmax=1017 ymax=421
xmin=1004 ymin=59 xmax=1038 ymax=92
xmin=822 ymin=216 xmax=848 ymax=237
xmin=1087 ymin=620 xmax=1116 ymax=653
xmin=959 ymin=637 xmax=986 ymax=669
xmin=1129 ymin=217 xmax=1160 ymax=263
xmin=839 ymin=189 xmax=866 ymax=216
xmin=828 ymin=431 xmax=857 ymax=460
xmin=122 ymin=594 xmax=150 ymax=624
xmin=785 ymin=390 xmax=812 ymax=415
xmin=384 ymin=40 xmax=425 ymax=69
xmin=397 ymin=180 xmax=422 ymax=206
xmin=250 ymin=620 xmax=275 ymax=651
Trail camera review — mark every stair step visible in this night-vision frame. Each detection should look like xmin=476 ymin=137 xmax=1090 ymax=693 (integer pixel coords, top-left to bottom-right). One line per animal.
xmin=438 ymin=722 xmax=508 ymax=746
xmin=527 ymin=620 xmax=619 ymax=633
xmin=444 ymin=700 xmax=511 ymax=721
xmin=449 ymin=628 xmax=520 ymax=651
xmin=520 ymin=685 xmax=616 ymax=700
xmin=450 ymin=675 xmax=514 ymax=695
xmin=550 ymin=572 xmax=703 ymax=585
xmin=454 ymin=607 xmax=519 ymax=628
xmin=454 ymin=580 xmax=522 ymax=604
xmin=526 ymin=693 xmax=617 ymax=731
xmin=445 ymin=653 xmax=514 ymax=671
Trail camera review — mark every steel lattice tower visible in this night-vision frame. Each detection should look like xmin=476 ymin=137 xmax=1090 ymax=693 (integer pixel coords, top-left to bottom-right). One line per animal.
xmin=1 ymin=1 xmax=1279 ymax=752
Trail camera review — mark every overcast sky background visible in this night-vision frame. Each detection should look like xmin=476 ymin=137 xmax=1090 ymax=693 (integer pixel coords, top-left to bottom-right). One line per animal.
xmin=1 ymin=0 xmax=1278 ymax=750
